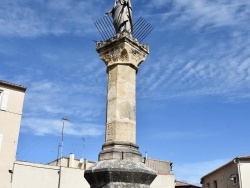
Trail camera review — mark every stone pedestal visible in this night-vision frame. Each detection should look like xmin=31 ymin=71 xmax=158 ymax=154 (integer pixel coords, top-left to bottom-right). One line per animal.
xmin=85 ymin=160 xmax=157 ymax=188
xmin=84 ymin=32 xmax=157 ymax=188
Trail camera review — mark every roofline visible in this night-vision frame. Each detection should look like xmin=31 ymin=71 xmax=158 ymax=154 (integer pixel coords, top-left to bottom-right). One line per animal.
xmin=200 ymin=155 xmax=250 ymax=182
xmin=15 ymin=160 xmax=48 ymax=166
xmin=0 ymin=80 xmax=26 ymax=91
xmin=47 ymin=156 xmax=96 ymax=165
xmin=147 ymin=157 xmax=173 ymax=164
xmin=175 ymin=180 xmax=201 ymax=188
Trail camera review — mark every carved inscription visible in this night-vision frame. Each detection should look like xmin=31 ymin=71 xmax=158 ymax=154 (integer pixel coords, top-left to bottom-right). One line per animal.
xmin=106 ymin=123 xmax=115 ymax=142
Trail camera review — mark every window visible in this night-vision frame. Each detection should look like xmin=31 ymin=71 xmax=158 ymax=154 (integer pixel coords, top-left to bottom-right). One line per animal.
xmin=213 ymin=180 xmax=217 ymax=188
xmin=0 ymin=90 xmax=9 ymax=111
xmin=230 ymin=175 xmax=238 ymax=185
xmin=206 ymin=183 xmax=210 ymax=188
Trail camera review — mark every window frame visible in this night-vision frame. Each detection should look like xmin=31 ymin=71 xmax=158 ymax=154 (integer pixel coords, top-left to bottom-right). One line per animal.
xmin=206 ymin=183 xmax=210 ymax=188
xmin=230 ymin=174 xmax=238 ymax=185
xmin=213 ymin=180 xmax=217 ymax=188
xmin=0 ymin=89 xmax=9 ymax=111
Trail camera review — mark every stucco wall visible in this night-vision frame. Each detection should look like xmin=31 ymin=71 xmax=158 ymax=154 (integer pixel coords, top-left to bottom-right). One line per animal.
xmin=48 ymin=156 xmax=95 ymax=170
xmin=239 ymin=161 xmax=250 ymax=188
xmin=11 ymin=160 xmax=175 ymax=188
xmin=151 ymin=174 xmax=175 ymax=188
xmin=12 ymin=161 xmax=90 ymax=188
xmin=60 ymin=167 xmax=90 ymax=188
xmin=146 ymin=158 xmax=172 ymax=175
xmin=0 ymin=84 xmax=25 ymax=188
xmin=12 ymin=161 xmax=59 ymax=188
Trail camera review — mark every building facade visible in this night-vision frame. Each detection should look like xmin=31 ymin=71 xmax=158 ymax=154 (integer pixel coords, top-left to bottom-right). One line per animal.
xmin=201 ymin=156 xmax=250 ymax=188
xmin=146 ymin=158 xmax=175 ymax=188
xmin=11 ymin=156 xmax=94 ymax=188
xmin=0 ymin=80 xmax=26 ymax=188
xmin=10 ymin=154 xmax=175 ymax=188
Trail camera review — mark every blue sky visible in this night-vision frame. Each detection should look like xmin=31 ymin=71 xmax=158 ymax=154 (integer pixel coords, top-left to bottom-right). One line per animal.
xmin=1 ymin=0 xmax=250 ymax=185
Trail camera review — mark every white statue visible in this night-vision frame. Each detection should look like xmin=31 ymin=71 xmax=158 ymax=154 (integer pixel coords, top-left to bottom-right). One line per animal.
xmin=106 ymin=0 xmax=133 ymax=34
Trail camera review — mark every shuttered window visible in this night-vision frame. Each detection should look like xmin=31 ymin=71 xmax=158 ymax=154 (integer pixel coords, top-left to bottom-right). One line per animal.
xmin=0 ymin=90 xmax=9 ymax=111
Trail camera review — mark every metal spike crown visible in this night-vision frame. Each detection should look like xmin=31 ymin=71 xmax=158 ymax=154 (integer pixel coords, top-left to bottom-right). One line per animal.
xmin=94 ymin=15 xmax=154 ymax=42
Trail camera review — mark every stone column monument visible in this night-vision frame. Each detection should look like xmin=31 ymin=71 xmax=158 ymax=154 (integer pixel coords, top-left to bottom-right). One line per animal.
xmin=84 ymin=1 xmax=157 ymax=187
xmin=98 ymin=33 xmax=147 ymax=163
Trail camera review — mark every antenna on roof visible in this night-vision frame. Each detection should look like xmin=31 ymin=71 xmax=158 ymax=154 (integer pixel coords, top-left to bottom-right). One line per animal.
xmin=60 ymin=117 xmax=69 ymax=164
xmin=80 ymin=137 xmax=85 ymax=164
xmin=58 ymin=117 xmax=69 ymax=188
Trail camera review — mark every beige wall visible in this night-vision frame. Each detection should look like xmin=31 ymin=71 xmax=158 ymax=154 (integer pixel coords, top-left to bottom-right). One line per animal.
xmin=12 ymin=161 xmax=59 ymax=188
xmin=11 ymin=159 xmax=175 ymax=188
xmin=0 ymin=82 xmax=26 ymax=188
xmin=48 ymin=154 xmax=96 ymax=170
xmin=146 ymin=158 xmax=172 ymax=175
xmin=12 ymin=161 xmax=90 ymax=188
xmin=145 ymin=158 xmax=175 ymax=187
xmin=202 ymin=162 xmax=239 ymax=188
xmin=239 ymin=161 xmax=250 ymax=188
xmin=60 ymin=167 xmax=89 ymax=188
xmin=151 ymin=174 xmax=175 ymax=188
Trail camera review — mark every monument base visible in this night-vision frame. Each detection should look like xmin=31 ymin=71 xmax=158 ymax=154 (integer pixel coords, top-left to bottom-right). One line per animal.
xmin=99 ymin=141 xmax=142 ymax=162
xmin=84 ymin=160 xmax=157 ymax=188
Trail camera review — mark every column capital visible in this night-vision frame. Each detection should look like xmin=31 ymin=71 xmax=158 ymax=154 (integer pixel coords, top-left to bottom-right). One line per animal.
xmin=96 ymin=33 xmax=149 ymax=71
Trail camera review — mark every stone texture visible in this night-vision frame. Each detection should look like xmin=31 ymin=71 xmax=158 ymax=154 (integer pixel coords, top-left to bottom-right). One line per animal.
xmin=84 ymin=33 xmax=157 ymax=188
xmin=106 ymin=65 xmax=136 ymax=143
xmin=84 ymin=160 xmax=157 ymax=188
xmin=96 ymin=33 xmax=149 ymax=162
xmin=99 ymin=141 xmax=142 ymax=162
xmin=96 ymin=32 xmax=149 ymax=71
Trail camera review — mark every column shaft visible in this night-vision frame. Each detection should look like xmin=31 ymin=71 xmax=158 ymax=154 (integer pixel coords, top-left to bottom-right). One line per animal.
xmin=106 ymin=64 xmax=136 ymax=143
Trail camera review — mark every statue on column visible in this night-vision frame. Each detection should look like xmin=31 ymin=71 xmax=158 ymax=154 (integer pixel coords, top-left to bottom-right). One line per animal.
xmin=106 ymin=0 xmax=133 ymax=34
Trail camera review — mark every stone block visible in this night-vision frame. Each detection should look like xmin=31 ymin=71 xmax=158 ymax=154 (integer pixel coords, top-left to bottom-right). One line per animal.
xmin=84 ymin=160 xmax=157 ymax=188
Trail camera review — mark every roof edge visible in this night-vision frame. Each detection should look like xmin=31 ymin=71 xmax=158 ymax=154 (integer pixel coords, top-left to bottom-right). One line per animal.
xmin=0 ymin=80 xmax=26 ymax=91
xmin=201 ymin=155 xmax=250 ymax=181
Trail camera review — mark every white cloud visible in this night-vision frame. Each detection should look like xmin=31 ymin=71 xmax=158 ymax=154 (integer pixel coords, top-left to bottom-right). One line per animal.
xmin=20 ymin=79 xmax=106 ymax=136
xmin=174 ymin=159 xmax=230 ymax=186
xmin=0 ymin=0 xmax=104 ymax=37
xmin=137 ymin=24 xmax=250 ymax=102
xmin=21 ymin=117 xmax=103 ymax=137
xmin=147 ymin=0 xmax=250 ymax=30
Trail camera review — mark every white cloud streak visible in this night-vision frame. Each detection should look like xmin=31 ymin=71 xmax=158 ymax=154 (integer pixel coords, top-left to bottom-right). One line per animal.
xmin=148 ymin=0 xmax=250 ymax=30
xmin=21 ymin=117 xmax=103 ymax=137
xmin=20 ymin=79 xmax=106 ymax=137
xmin=0 ymin=0 xmax=104 ymax=37
xmin=137 ymin=26 xmax=250 ymax=102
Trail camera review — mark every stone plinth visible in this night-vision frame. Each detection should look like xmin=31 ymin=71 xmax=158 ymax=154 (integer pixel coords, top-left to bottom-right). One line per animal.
xmin=99 ymin=141 xmax=142 ymax=162
xmin=96 ymin=32 xmax=149 ymax=162
xmin=84 ymin=160 xmax=157 ymax=188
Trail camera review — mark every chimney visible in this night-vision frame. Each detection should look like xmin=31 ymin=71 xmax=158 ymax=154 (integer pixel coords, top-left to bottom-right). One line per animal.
xmin=69 ymin=153 xmax=75 ymax=168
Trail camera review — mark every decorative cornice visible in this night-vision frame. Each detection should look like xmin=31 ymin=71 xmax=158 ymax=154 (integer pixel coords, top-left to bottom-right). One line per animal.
xmin=96 ymin=32 xmax=149 ymax=71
